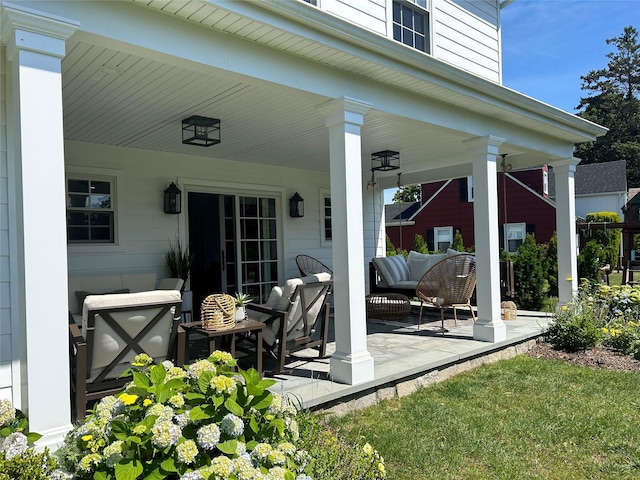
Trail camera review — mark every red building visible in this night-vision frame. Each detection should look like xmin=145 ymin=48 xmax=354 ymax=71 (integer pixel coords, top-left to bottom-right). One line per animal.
xmin=386 ymin=166 xmax=556 ymax=253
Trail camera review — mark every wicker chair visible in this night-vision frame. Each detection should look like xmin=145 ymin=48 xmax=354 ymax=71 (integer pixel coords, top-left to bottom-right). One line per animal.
xmin=295 ymin=254 xmax=333 ymax=277
xmin=416 ymin=253 xmax=477 ymax=333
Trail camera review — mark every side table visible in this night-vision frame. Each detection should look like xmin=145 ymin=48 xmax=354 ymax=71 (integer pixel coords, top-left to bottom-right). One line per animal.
xmin=181 ymin=319 xmax=265 ymax=376
xmin=366 ymin=293 xmax=412 ymax=320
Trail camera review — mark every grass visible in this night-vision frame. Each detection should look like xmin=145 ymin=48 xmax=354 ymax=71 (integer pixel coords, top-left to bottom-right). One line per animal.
xmin=327 ymin=355 xmax=640 ymax=479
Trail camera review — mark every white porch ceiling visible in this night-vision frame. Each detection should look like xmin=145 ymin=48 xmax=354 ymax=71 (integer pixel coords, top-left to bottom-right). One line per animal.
xmin=59 ymin=0 xmax=607 ymax=185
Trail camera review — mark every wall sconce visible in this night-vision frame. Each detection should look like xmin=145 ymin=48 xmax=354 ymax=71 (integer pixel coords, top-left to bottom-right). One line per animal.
xmin=289 ymin=192 xmax=304 ymax=218
xmin=371 ymin=150 xmax=400 ymax=171
xmin=182 ymin=115 xmax=221 ymax=147
xmin=164 ymin=182 xmax=182 ymax=214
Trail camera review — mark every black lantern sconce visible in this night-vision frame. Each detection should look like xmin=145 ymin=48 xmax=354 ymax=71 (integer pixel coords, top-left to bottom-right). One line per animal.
xmin=371 ymin=150 xmax=400 ymax=171
xmin=289 ymin=192 xmax=304 ymax=218
xmin=164 ymin=182 xmax=182 ymax=214
xmin=182 ymin=115 xmax=221 ymax=147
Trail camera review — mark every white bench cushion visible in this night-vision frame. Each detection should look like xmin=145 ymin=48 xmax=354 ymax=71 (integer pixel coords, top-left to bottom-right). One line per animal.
xmin=372 ymin=255 xmax=410 ymax=287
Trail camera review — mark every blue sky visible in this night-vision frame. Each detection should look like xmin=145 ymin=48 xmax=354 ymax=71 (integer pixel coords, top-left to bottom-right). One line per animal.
xmin=385 ymin=0 xmax=639 ymax=203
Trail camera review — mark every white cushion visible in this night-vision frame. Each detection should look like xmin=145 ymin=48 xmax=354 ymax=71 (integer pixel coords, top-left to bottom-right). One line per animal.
xmin=265 ymin=286 xmax=283 ymax=309
xmin=407 ymin=251 xmax=446 ymax=281
xmin=372 ymin=255 xmax=410 ymax=287
xmin=82 ymin=290 xmax=181 ymax=380
xmin=158 ymin=277 xmax=184 ymax=291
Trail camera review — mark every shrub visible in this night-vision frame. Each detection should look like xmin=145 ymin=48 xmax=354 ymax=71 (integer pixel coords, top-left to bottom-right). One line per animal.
xmin=543 ymin=232 xmax=558 ymax=298
xmin=514 ymin=234 xmax=546 ymax=310
xmin=412 ymin=234 xmax=428 ymax=254
xmin=298 ymin=412 xmax=385 ymax=480
xmin=601 ymin=321 xmax=640 ymax=359
xmin=584 ymin=212 xmax=621 ymax=268
xmin=547 ymin=299 xmax=603 ymax=352
xmin=578 ymin=240 xmax=606 ymax=283
xmin=452 ymin=230 xmax=465 ymax=252
xmin=0 ymin=399 xmax=59 ymax=480
xmin=55 ymin=352 xmax=312 ymax=479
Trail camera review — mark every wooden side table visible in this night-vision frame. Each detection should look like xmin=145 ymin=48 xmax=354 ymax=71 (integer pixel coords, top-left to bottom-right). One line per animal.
xmin=181 ymin=319 xmax=265 ymax=376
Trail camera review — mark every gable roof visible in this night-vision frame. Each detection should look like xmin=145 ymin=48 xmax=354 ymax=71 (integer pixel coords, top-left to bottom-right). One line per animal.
xmin=574 ymin=160 xmax=627 ymax=195
xmin=385 ymin=202 xmax=420 ymax=223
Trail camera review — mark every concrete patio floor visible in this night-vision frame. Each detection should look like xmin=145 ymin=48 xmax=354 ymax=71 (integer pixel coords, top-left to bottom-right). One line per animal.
xmin=252 ymin=306 xmax=552 ymax=414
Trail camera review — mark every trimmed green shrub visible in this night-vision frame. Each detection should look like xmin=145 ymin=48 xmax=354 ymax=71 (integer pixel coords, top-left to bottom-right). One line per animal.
xmin=412 ymin=234 xmax=428 ymax=254
xmin=514 ymin=234 xmax=546 ymax=310
xmin=584 ymin=212 xmax=621 ymax=268
xmin=543 ymin=232 xmax=559 ymax=298
xmin=452 ymin=230 xmax=465 ymax=252
xmin=548 ymin=300 xmax=603 ymax=352
xmin=578 ymin=240 xmax=606 ymax=282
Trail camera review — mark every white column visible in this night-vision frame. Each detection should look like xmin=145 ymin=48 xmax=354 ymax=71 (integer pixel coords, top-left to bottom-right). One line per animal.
xmin=319 ymin=97 xmax=375 ymax=385
xmin=553 ymin=158 xmax=580 ymax=304
xmin=465 ymin=136 xmax=506 ymax=342
xmin=1 ymin=5 xmax=78 ymax=447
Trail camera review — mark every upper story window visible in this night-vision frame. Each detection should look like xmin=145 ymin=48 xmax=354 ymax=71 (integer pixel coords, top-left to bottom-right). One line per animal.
xmin=66 ymin=176 xmax=115 ymax=244
xmin=322 ymin=194 xmax=332 ymax=245
xmin=392 ymin=0 xmax=430 ymax=54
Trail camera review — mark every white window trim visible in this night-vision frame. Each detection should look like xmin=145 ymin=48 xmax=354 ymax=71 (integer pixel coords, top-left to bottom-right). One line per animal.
xmin=467 ymin=176 xmax=474 ymax=202
xmin=319 ymin=188 xmax=332 ymax=247
xmin=389 ymin=0 xmax=431 ymax=54
xmin=434 ymin=226 xmax=453 ymax=252
xmin=66 ymin=165 xmax=124 ymax=254
xmin=504 ymin=222 xmax=526 ymax=254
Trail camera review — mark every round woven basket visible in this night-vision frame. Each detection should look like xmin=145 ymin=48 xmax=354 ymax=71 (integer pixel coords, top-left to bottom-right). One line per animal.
xmin=201 ymin=293 xmax=236 ymax=330
xmin=366 ymin=293 xmax=412 ymax=320
xmin=501 ymin=301 xmax=517 ymax=321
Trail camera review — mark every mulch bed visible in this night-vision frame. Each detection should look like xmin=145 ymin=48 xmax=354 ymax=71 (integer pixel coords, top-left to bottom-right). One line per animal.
xmin=528 ymin=342 xmax=640 ymax=372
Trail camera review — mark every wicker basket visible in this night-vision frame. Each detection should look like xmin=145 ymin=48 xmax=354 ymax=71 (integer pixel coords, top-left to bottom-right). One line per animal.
xmin=501 ymin=301 xmax=517 ymax=321
xmin=201 ymin=294 xmax=236 ymax=330
xmin=366 ymin=293 xmax=412 ymax=320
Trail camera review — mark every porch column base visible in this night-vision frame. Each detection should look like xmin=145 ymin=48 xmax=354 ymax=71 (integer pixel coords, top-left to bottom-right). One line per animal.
xmin=35 ymin=423 xmax=73 ymax=451
xmin=330 ymin=351 xmax=375 ymax=385
xmin=473 ymin=320 xmax=507 ymax=343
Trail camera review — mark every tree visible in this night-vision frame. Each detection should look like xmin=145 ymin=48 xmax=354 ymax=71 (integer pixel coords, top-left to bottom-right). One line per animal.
xmin=392 ymin=184 xmax=421 ymax=203
xmin=575 ymin=26 xmax=640 ymax=186
xmin=513 ymin=234 xmax=546 ymax=311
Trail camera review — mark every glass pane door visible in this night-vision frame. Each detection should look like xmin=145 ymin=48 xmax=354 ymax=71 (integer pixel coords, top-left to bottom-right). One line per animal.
xmin=238 ymin=196 xmax=278 ymax=303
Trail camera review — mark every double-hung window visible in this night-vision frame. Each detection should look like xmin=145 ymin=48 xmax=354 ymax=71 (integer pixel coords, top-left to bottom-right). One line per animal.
xmin=66 ymin=176 xmax=115 ymax=244
xmin=392 ymin=0 xmax=430 ymax=53
xmin=505 ymin=223 xmax=526 ymax=254
xmin=320 ymin=192 xmax=332 ymax=246
xmin=434 ymin=226 xmax=453 ymax=252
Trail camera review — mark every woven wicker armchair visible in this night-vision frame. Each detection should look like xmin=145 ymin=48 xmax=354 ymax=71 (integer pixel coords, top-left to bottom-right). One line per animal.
xmin=295 ymin=254 xmax=333 ymax=277
xmin=416 ymin=253 xmax=477 ymax=333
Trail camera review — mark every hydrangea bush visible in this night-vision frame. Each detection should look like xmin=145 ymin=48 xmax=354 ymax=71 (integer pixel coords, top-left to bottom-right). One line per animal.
xmin=56 ymin=352 xmax=313 ymax=479
xmin=0 ymin=399 xmax=58 ymax=480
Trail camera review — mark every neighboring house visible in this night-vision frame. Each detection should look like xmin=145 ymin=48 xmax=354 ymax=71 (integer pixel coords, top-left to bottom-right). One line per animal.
xmin=0 ymin=0 xmax=606 ymax=445
xmin=573 ymin=160 xmax=628 ymax=220
xmin=388 ymin=161 xmax=626 ymax=253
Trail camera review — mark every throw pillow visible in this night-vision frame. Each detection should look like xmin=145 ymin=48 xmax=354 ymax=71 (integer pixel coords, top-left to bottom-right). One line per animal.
xmin=372 ymin=255 xmax=410 ymax=287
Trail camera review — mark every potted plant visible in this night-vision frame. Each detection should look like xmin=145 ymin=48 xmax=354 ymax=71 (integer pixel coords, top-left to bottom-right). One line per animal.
xmin=234 ymin=292 xmax=252 ymax=321
xmin=164 ymin=237 xmax=193 ymax=292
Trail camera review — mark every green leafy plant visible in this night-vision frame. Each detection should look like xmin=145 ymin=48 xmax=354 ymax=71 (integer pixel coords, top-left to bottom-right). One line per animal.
xmin=513 ymin=234 xmax=546 ymax=310
xmin=165 ymin=237 xmax=193 ymax=286
xmin=234 ymin=293 xmax=253 ymax=308
xmin=547 ymin=290 xmax=605 ymax=352
xmin=451 ymin=229 xmax=465 ymax=252
xmin=0 ymin=399 xmax=59 ymax=480
xmin=578 ymin=240 xmax=606 ymax=283
xmin=55 ymin=353 xmax=312 ymax=479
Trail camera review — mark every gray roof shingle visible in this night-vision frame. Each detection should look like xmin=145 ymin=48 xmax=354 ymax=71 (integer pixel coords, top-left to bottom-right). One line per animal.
xmin=574 ymin=160 xmax=627 ymax=195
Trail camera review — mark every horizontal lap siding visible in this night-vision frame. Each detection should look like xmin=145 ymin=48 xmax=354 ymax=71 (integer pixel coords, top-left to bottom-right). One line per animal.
xmin=432 ymin=0 xmax=500 ymax=82
xmin=322 ymin=0 xmax=387 ymax=35
xmin=65 ymin=141 xmax=333 ymax=283
xmin=576 ymin=194 xmax=626 ymax=220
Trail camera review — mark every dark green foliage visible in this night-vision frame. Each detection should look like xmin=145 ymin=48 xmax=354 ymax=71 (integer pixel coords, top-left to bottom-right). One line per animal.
xmin=0 ymin=449 xmax=57 ymax=480
xmin=385 ymin=235 xmax=408 ymax=258
xmin=413 ymin=234 xmax=428 ymax=254
xmin=547 ymin=296 xmax=603 ymax=353
xmin=578 ymin=240 xmax=606 ymax=282
xmin=452 ymin=229 xmax=464 ymax=252
xmin=513 ymin=234 xmax=546 ymax=310
xmin=575 ymin=26 xmax=640 ymax=187
xmin=543 ymin=232 xmax=559 ymax=297
xmin=584 ymin=212 xmax=622 ymax=268
xmin=392 ymin=184 xmax=421 ymax=203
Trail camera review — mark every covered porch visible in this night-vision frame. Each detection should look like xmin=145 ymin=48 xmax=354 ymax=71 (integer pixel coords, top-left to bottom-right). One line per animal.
xmin=1 ymin=1 xmax=604 ymax=447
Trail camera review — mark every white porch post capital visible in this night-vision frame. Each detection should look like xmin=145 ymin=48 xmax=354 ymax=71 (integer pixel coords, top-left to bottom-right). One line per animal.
xmin=551 ymin=157 xmax=581 ymax=304
xmin=464 ymin=135 xmax=507 ymax=342
xmin=3 ymin=3 xmax=78 ymax=447
xmin=318 ymin=96 xmax=375 ymax=385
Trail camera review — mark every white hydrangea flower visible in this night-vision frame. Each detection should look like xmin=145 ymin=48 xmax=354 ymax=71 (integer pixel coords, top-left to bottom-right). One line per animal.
xmin=151 ymin=420 xmax=181 ymax=448
xmin=176 ymin=439 xmax=199 ymax=464
xmin=220 ymin=413 xmax=244 ymax=437
xmin=0 ymin=399 xmax=16 ymax=428
xmin=179 ymin=470 xmax=204 ymax=480
xmin=196 ymin=423 xmax=221 ymax=450
xmin=0 ymin=432 xmax=28 ymax=459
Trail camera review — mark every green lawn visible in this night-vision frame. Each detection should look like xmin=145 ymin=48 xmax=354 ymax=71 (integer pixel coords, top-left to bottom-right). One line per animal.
xmin=328 ymin=355 xmax=640 ymax=479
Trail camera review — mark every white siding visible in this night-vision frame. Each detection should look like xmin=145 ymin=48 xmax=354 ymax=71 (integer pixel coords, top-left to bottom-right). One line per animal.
xmin=320 ymin=0 xmax=387 ymax=35
xmin=576 ymin=194 xmax=627 ymax=220
xmin=0 ymin=46 xmax=10 ymax=401
xmin=431 ymin=0 xmax=500 ymax=82
xmin=65 ymin=141 xmax=334 ymax=284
